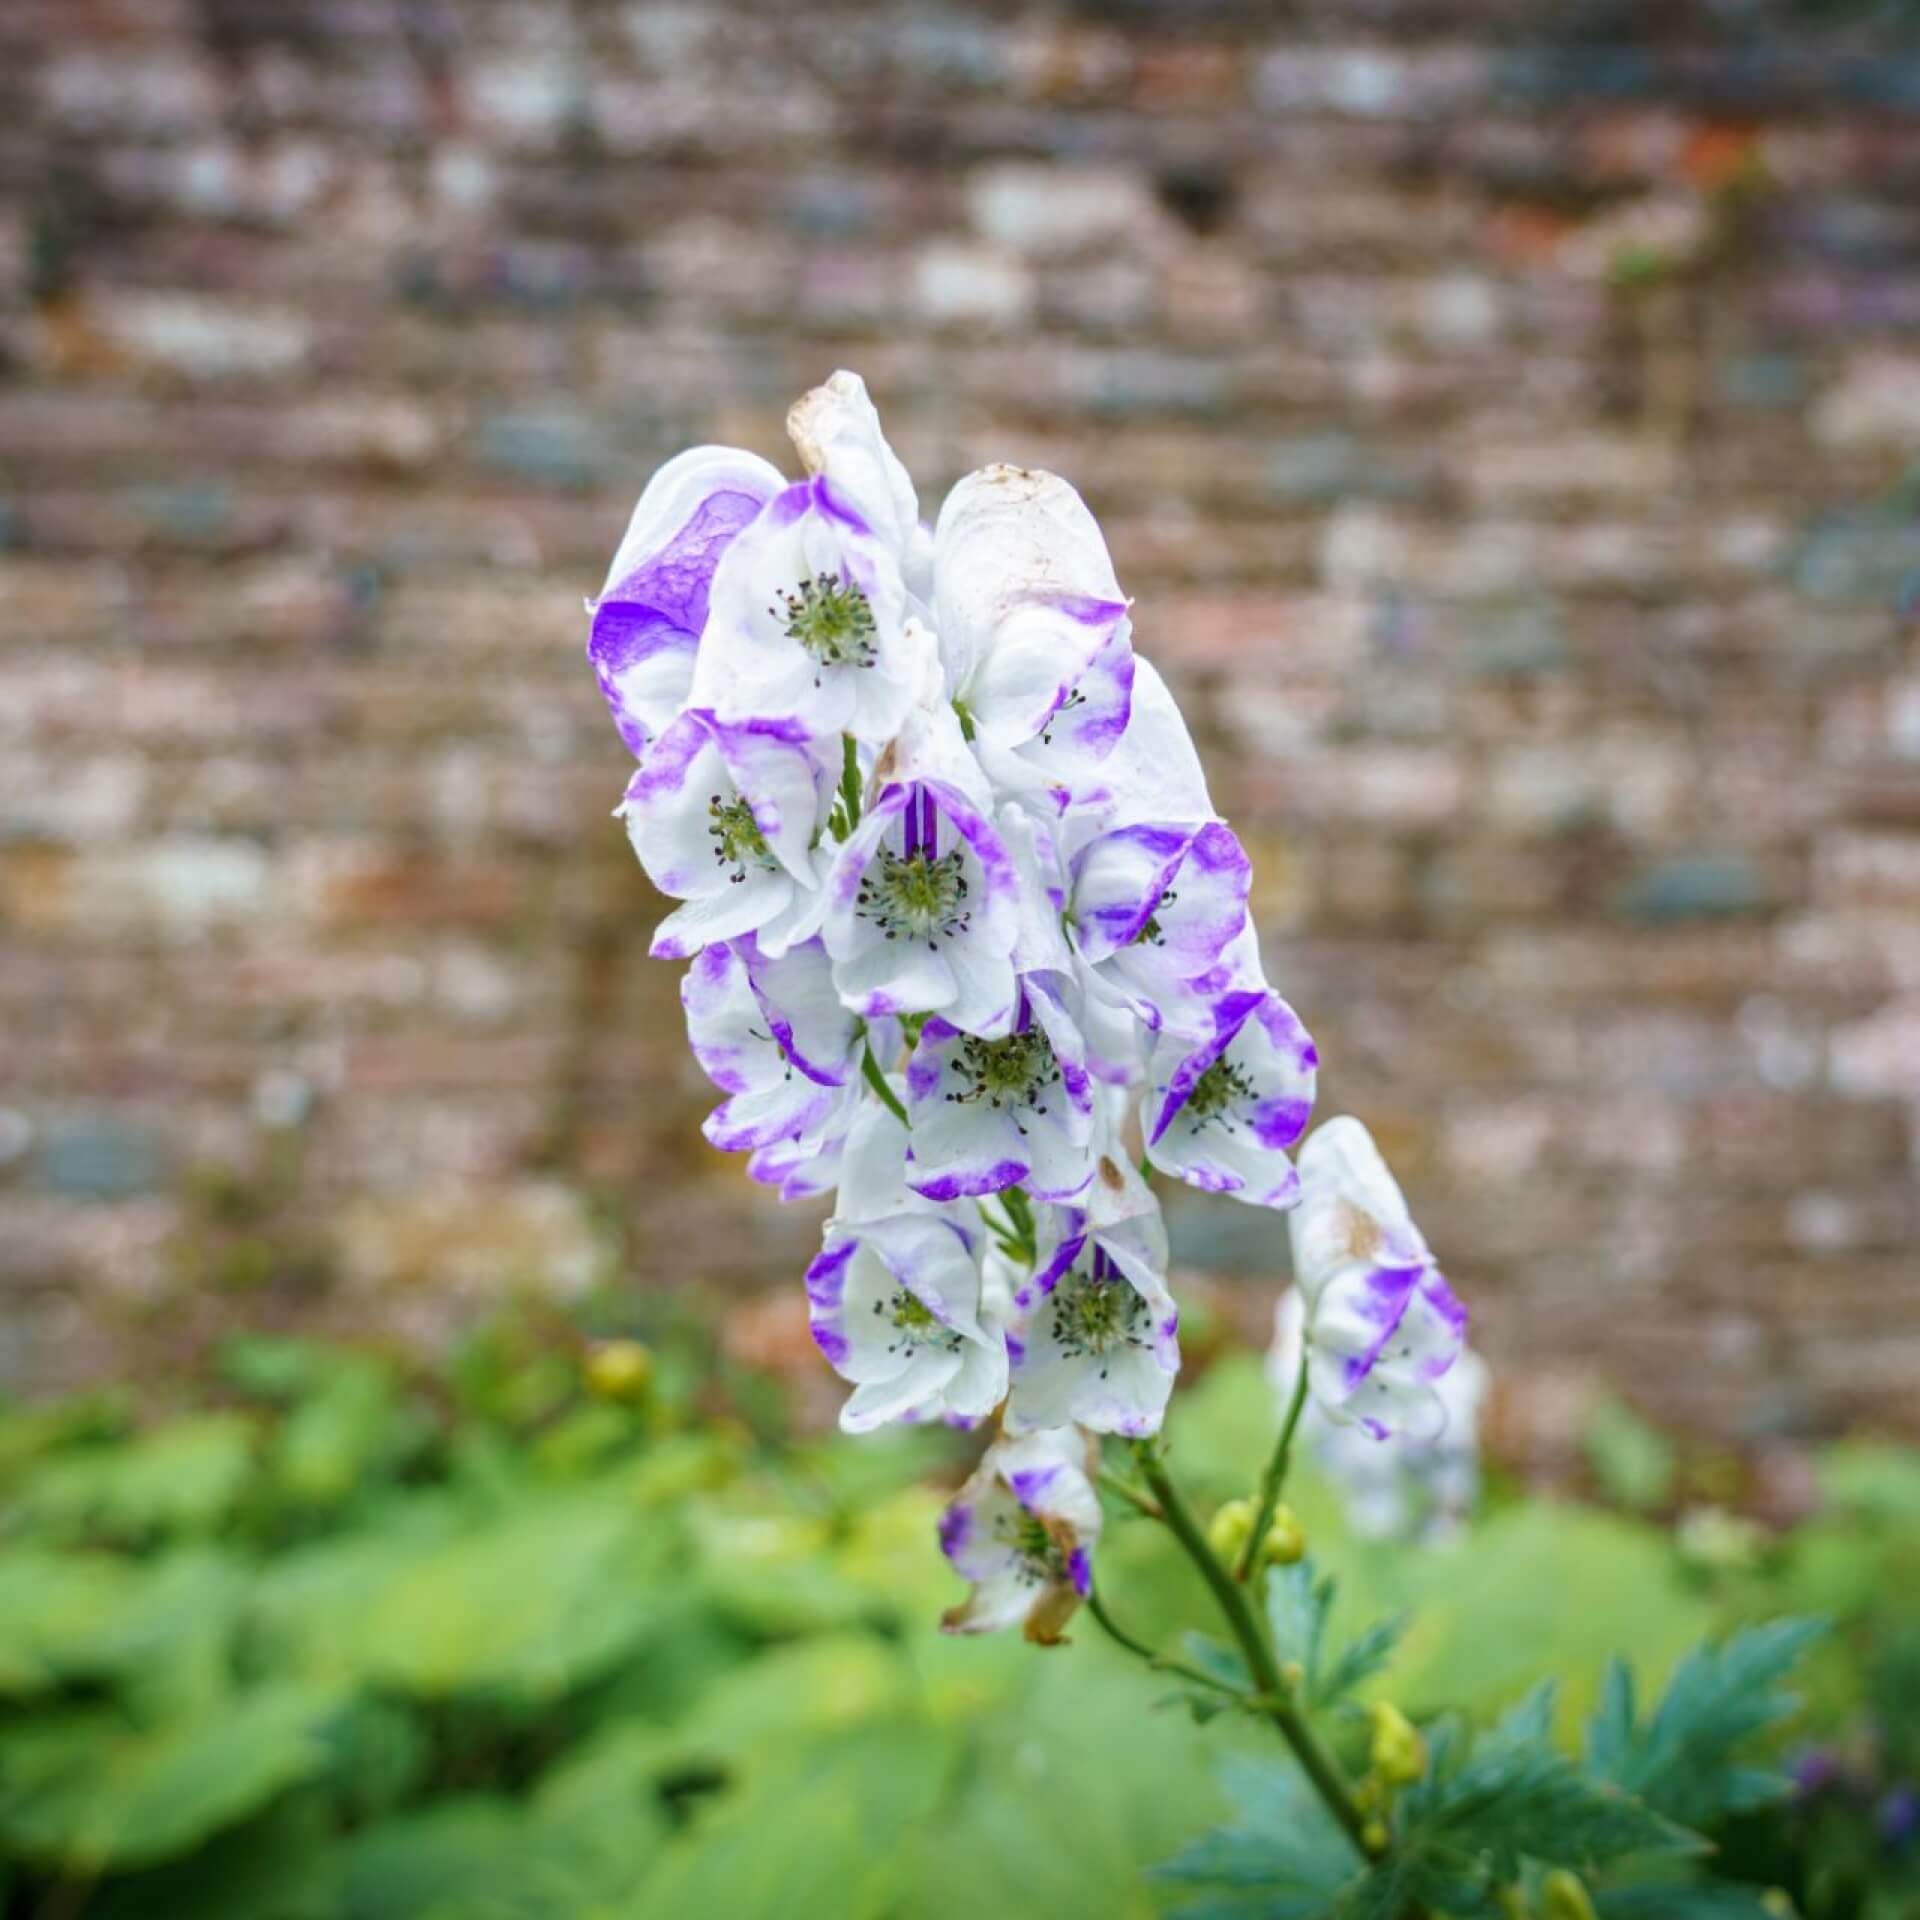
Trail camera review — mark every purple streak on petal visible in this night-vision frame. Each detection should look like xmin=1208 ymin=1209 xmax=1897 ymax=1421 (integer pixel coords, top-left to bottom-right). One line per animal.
xmin=1032 ymin=1231 xmax=1087 ymax=1297
xmin=1148 ymin=990 xmax=1264 ymax=1145
xmin=625 ymin=710 xmax=711 ymax=808
xmin=937 ymin=1501 xmax=973 ymax=1561
xmin=1054 ymin=593 xmax=1130 ymax=630
xmin=915 ymin=1158 xmax=1027 ymax=1202
xmin=905 ymin=1041 xmax=943 ymax=1102
xmin=1009 ymin=1464 xmax=1060 ymax=1506
xmin=903 ymin=780 xmax=921 ymax=859
xmin=805 ymin=1239 xmax=856 ymax=1310
xmin=1159 ymin=1313 xmax=1179 ymax=1340
xmin=1067 ymin=1545 xmax=1093 ymax=1596
xmin=1248 ymin=1095 xmax=1314 ymax=1150
xmin=766 ymin=481 xmax=814 ymax=528
xmin=812 ymin=1325 xmax=849 ymax=1365
xmin=589 ymin=487 xmax=767 ymax=753
xmin=1006 ymin=1333 xmax=1026 ymax=1366
xmin=810 ymin=474 xmax=874 ymax=537
xmin=922 ymin=784 xmax=938 ymax=859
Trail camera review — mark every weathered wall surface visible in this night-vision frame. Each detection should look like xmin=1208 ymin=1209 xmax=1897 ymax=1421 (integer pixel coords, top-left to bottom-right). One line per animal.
xmin=3 ymin=0 xmax=1918 ymax=1434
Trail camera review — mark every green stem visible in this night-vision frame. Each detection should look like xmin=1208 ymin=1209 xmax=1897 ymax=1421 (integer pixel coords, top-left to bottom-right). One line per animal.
xmin=839 ymin=733 xmax=863 ymax=830
xmin=860 ymin=1044 xmax=908 ymax=1125
xmin=1236 ymin=1344 xmax=1311 ymax=1581
xmin=1096 ymin=1468 xmax=1162 ymax=1521
xmin=1084 ymin=1589 xmax=1245 ymax=1698
xmin=1131 ymin=1441 xmax=1378 ymax=1863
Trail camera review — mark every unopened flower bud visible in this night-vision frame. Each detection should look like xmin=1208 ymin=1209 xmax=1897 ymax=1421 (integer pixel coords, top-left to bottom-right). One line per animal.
xmin=585 ymin=1338 xmax=654 ymax=1404
xmin=1540 ymin=1870 xmax=1597 ymax=1920
xmin=1262 ymin=1504 xmax=1307 ymax=1566
xmin=1368 ymin=1701 xmax=1427 ymax=1787
xmin=1361 ymin=1816 xmax=1389 ymax=1853
xmin=1207 ymin=1497 xmax=1256 ymax=1563
xmin=1280 ymin=1659 xmax=1306 ymax=1692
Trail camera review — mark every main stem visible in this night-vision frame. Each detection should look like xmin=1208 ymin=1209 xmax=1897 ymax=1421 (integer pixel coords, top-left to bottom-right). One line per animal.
xmin=1131 ymin=1441 xmax=1379 ymax=1862
xmin=1236 ymin=1345 xmax=1312 ymax=1580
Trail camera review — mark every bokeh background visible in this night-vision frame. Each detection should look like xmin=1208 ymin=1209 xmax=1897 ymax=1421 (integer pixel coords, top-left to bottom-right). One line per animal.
xmin=5 ymin=0 xmax=1919 ymax=1445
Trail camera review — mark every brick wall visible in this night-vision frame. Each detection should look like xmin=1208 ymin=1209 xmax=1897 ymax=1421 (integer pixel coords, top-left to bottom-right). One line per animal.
xmin=3 ymin=0 xmax=1917 ymax=1437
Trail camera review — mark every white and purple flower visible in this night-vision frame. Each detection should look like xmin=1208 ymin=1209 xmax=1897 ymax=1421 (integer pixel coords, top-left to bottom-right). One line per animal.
xmin=939 ymin=1425 xmax=1103 ymax=1644
xmin=1005 ymin=1156 xmax=1179 ymax=1438
xmin=619 ymin=707 xmax=827 ymax=960
xmin=903 ymin=975 xmax=1095 ymax=1204
xmin=822 ymin=711 xmax=1022 ymax=1033
xmin=1285 ymin=1116 xmax=1469 ymax=1441
xmin=680 ymin=936 xmax=861 ymax=1202
xmin=587 ymin=446 xmax=785 ymax=757
xmin=806 ymin=1095 xmax=1008 ymax=1432
xmin=1070 ymin=820 xmax=1252 ymax=1037
xmin=933 ymin=464 xmax=1132 ymax=761
xmin=1143 ymin=989 xmax=1317 ymax=1205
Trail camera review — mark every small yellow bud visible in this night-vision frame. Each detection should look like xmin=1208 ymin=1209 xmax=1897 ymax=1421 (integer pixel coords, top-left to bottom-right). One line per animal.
xmin=1279 ymin=1659 xmax=1306 ymax=1692
xmin=584 ymin=1338 xmax=654 ymax=1404
xmin=1368 ymin=1701 xmax=1427 ymax=1787
xmin=1262 ymin=1504 xmax=1307 ymax=1566
xmin=1207 ymin=1497 xmax=1256 ymax=1563
xmin=1361 ymin=1817 xmax=1389 ymax=1853
xmin=1539 ymin=1869 xmax=1598 ymax=1920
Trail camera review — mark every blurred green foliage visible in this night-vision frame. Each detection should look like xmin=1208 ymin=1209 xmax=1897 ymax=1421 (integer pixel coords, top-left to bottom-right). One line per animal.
xmin=0 ymin=1322 xmax=1916 ymax=1918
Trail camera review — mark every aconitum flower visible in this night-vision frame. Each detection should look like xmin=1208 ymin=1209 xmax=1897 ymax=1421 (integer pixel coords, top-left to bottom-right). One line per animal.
xmin=588 ymin=446 xmax=785 ymax=756
xmin=1285 ymin=1116 xmax=1468 ymax=1440
xmin=589 ymin=373 xmax=1475 ymax=1595
xmin=932 ymin=464 xmax=1132 ymax=760
xmin=1069 ymin=820 xmax=1252 ymax=1037
xmin=939 ymin=1425 xmax=1103 ymax=1643
xmin=1005 ymin=1156 xmax=1179 ymax=1437
xmin=1268 ymin=1290 xmax=1488 ymax=1542
xmin=806 ymin=1098 xmax=1007 ymax=1432
xmin=904 ymin=976 xmax=1095 ymax=1203
xmin=619 ymin=708 xmax=826 ymax=960
xmin=1143 ymin=989 xmax=1318 ymax=1204
xmin=680 ymin=937 xmax=860 ymax=1182
xmin=822 ymin=707 xmax=1021 ymax=1032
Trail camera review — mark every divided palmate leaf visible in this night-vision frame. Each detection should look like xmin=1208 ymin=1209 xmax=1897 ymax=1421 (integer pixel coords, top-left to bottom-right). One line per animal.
xmin=1584 ymin=1618 xmax=1825 ymax=1829
xmin=1264 ymin=1558 xmax=1409 ymax=1709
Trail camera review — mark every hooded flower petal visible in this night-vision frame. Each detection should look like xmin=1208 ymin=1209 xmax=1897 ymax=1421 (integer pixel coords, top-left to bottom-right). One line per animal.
xmin=619 ymin=708 xmax=826 ymax=961
xmin=933 ymin=464 xmax=1131 ymax=753
xmin=1286 ymin=1117 xmax=1469 ymax=1441
xmin=787 ymin=369 xmax=931 ymax=593
xmin=940 ymin=1425 xmax=1103 ymax=1643
xmin=693 ymin=477 xmax=929 ymax=744
xmin=1054 ymin=656 xmax=1214 ymax=857
xmin=903 ymin=978 xmax=1095 ymax=1204
xmin=588 ymin=446 xmax=785 ymax=755
xmin=1144 ymin=990 xmax=1317 ymax=1206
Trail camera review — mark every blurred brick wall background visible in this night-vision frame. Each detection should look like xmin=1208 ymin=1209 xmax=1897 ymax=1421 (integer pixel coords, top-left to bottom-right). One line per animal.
xmin=3 ymin=0 xmax=1918 ymax=1436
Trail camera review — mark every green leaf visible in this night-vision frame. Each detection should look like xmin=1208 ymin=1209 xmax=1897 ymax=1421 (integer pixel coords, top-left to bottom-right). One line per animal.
xmin=1156 ymin=1754 xmax=1355 ymax=1916
xmin=353 ymin=1490 xmax=676 ymax=1702
xmin=87 ymin=1795 xmax=342 ymax=1920
xmin=628 ymin=1724 xmax=953 ymax=1920
xmin=1264 ymin=1559 xmax=1406 ymax=1708
xmin=16 ymin=1414 xmax=259 ymax=1543
xmin=1584 ymin=1618 xmax=1825 ymax=1829
xmin=0 ymin=1683 xmax=342 ymax=1871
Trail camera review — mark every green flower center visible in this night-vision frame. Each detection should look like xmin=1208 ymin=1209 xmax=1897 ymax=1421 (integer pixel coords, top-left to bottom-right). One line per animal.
xmin=857 ymin=847 xmax=972 ymax=946
xmin=1048 ymin=1262 xmax=1149 ymax=1374
xmin=947 ymin=1029 xmax=1059 ymax=1117
xmin=1184 ymin=1055 xmax=1257 ymax=1126
xmin=875 ymin=1287 xmax=962 ymax=1360
xmin=994 ymin=1508 xmax=1063 ymax=1585
xmin=1129 ymin=887 xmax=1176 ymax=948
xmin=775 ymin=572 xmax=877 ymax=671
xmin=707 ymin=794 xmax=775 ymax=882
